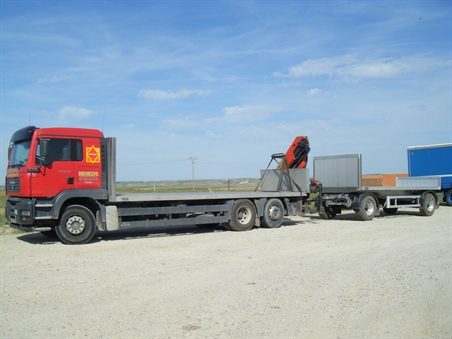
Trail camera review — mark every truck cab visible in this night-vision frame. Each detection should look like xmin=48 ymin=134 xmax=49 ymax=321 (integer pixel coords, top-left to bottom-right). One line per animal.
xmin=5 ymin=126 xmax=109 ymax=239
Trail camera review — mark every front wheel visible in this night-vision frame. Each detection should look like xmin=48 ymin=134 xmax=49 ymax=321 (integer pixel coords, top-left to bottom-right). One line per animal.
xmin=228 ymin=199 xmax=256 ymax=231
xmin=56 ymin=205 xmax=97 ymax=244
xmin=356 ymin=196 xmax=377 ymax=221
xmin=420 ymin=193 xmax=436 ymax=216
xmin=261 ymin=198 xmax=284 ymax=228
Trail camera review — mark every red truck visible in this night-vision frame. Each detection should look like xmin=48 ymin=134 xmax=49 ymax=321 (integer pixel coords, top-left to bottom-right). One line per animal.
xmin=5 ymin=126 xmax=311 ymax=244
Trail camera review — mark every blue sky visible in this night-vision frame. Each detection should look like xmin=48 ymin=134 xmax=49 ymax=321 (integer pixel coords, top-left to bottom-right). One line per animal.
xmin=1 ymin=0 xmax=451 ymax=181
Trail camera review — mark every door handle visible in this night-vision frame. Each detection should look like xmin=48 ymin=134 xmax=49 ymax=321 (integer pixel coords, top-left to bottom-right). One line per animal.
xmin=67 ymin=177 xmax=74 ymax=184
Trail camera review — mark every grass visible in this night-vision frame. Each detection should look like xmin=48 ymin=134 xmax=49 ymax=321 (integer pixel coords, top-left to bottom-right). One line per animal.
xmin=0 ymin=189 xmax=22 ymax=235
xmin=0 ymin=190 xmax=8 ymax=226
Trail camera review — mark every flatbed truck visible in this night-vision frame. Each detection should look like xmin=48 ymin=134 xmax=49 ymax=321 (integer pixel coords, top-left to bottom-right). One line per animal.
xmin=5 ymin=126 xmax=311 ymax=244
xmin=5 ymin=126 xmax=441 ymax=244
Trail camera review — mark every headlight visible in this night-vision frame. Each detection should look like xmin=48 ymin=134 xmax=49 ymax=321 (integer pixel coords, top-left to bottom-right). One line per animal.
xmin=21 ymin=210 xmax=31 ymax=217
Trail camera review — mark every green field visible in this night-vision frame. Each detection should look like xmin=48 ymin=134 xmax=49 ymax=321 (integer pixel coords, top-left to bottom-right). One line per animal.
xmin=0 ymin=190 xmax=7 ymax=226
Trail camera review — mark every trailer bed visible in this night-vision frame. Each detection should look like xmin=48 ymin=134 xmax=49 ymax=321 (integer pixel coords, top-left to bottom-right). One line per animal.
xmin=114 ymin=190 xmax=306 ymax=202
xmin=313 ymin=154 xmax=441 ymax=220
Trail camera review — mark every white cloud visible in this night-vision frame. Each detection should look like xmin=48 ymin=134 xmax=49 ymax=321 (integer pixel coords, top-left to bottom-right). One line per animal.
xmin=38 ymin=74 xmax=70 ymax=84
xmin=220 ymin=104 xmax=283 ymax=123
xmin=138 ymin=89 xmax=213 ymax=100
xmin=162 ymin=117 xmax=201 ymax=129
xmin=274 ymin=55 xmax=356 ymax=78
xmin=205 ymin=130 xmax=221 ymax=139
xmin=307 ymin=88 xmax=322 ymax=97
xmin=274 ymin=55 xmax=447 ymax=81
xmin=59 ymin=106 xmax=93 ymax=119
xmin=123 ymin=124 xmax=136 ymax=128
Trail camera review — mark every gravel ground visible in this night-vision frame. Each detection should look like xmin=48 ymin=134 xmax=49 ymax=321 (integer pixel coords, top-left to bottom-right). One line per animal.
xmin=1 ymin=207 xmax=451 ymax=338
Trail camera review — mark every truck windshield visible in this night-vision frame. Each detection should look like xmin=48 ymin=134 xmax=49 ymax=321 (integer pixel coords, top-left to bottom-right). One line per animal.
xmin=9 ymin=140 xmax=31 ymax=168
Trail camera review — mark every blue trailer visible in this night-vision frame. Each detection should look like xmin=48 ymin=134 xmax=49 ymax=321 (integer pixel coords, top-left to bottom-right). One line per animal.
xmin=407 ymin=143 xmax=452 ymax=206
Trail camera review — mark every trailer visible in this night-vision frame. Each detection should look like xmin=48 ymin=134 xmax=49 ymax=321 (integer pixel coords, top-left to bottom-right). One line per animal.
xmin=5 ymin=126 xmax=311 ymax=244
xmin=407 ymin=143 xmax=452 ymax=206
xmin=313 ymin=154 xmax=441 ymax=220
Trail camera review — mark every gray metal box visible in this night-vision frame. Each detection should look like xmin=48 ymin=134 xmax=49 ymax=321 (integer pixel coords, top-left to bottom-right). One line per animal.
xmin=396 ymin=176 xmax=441 ymax=189
xmin=313 ymin=154 xmax=362 ymax=193
xmin=260 ymin=168 xmax=310 ymax=192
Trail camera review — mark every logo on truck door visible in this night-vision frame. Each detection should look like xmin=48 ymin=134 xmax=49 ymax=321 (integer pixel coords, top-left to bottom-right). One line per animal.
xmin=86 ymin=145 xmax=101 ymax=164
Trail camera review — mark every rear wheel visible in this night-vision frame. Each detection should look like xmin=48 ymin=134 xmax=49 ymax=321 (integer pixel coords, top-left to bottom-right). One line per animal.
xmin=356 ymin=196 xmax=377 ymax=221
xmin=228 ymin=199 xmax=256 ymax=231
xmin=445 ymin=190 xmax=452 ymax=206
xmin=56 ymin=205 xmax=97 ymax=244
xmin=420 ymin=193 xmax=436 ymax=216
xmin=261 ymin=198 xmax=284 ymax=228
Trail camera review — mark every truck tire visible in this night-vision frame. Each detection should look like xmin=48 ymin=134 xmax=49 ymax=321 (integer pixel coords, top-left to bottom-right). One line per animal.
xmin=319 ymin=207 xmax=336 ymax=220
xmin=445 ymin=190 xmax=452 ymax=206
xmin=261 ymin=198 xmax=284 ymax=228
xmin=356 ymin=195 xmax=377 ymax=221
xmin=419 ymin=193 xmax=436 ymax=216
xmin=228 ymin=199 xmax=256 ymax=231
xmin=56 ymin=205 xmax=97 ymax=244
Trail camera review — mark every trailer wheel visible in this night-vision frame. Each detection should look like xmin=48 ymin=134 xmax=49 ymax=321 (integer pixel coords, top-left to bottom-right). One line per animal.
xmin=261 ymin=198 xmax=284 ymax=228
xmin=319 ymin=206 xmax=337 ymax=220
xmin=228 ymin=199 xmax=256 ymax=231
xmin=56 ymin=205 xmax=97 ymax=244
xmin=420 ymin=193 xmax=436 ymax=216
xmin=383 ymin=207 xmax=398 ymax=215
xmin=356 ymin=196 xmax=377 ymax=221
xmin=445 ymin=190 xmax=452 ymax=206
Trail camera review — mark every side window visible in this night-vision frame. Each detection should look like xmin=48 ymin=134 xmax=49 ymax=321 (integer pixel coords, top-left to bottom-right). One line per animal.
xmin=37 ymin=138 xmax=83 ymax=165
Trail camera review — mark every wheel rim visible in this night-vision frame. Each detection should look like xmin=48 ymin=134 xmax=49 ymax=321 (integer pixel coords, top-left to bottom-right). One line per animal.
xmin=65 ymin=216 xmax=86 ymax=235
xmin=364 ymin=200 xmax=375 ymax=216
xmin=268 ymin=205 xmax=282 ymax=221
xmin=426 ymin=198 xmax=434 ymax=212
xmin=237 ymin=206 xmax=252 ymax=224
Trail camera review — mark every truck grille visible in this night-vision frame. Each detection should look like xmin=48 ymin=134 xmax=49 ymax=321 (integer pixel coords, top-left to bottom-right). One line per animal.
xmin=7 ymin=177 xmax=20 ymax=192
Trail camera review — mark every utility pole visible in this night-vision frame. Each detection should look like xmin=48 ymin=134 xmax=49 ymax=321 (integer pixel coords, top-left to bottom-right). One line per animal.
xmin=188 ymin=157 xmax=197 ymax=191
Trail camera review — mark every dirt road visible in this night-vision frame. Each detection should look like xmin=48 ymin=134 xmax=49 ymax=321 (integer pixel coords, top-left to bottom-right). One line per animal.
xmin=1 ymin=207 xmax=451 ymax=338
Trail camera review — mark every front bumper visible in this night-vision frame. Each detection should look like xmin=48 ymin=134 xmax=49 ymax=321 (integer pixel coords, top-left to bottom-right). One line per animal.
xmin=10 ymin=223 xmax=52 ymax=233
xmin=6 ymin=197 xmax=35 ymax=226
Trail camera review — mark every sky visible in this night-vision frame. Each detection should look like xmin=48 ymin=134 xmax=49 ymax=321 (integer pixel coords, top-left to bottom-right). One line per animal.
xmin=1 ymin=0 xmax=451 ymax=182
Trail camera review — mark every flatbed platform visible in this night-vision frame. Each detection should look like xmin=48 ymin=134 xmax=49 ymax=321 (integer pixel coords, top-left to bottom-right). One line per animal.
xmin=114 ymin=190 xmax=307 ymax=202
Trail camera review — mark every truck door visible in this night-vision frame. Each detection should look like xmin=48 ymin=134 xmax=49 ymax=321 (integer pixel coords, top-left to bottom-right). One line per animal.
xmin=31 ymin=138 xmax=81 ymax=197
xmin=74 ymin=141 xmax=103 ymax=189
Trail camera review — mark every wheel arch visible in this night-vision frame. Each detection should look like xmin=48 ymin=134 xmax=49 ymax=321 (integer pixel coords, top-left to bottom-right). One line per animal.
xmin=51 ymin=189 xmax=108 ymax=226
xmin=420 ymin=190 xmax=439 ymax=208
xmin=351 ymin=193 xmax=381 ymax=216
